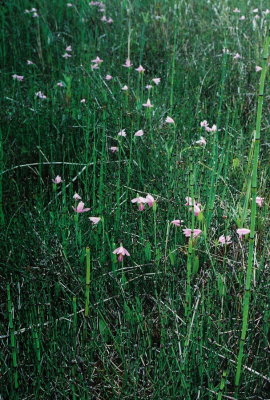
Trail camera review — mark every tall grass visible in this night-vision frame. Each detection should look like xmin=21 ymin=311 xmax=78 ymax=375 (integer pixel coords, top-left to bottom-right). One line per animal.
xmin=1 ymin=1 xmax=269 ymax=399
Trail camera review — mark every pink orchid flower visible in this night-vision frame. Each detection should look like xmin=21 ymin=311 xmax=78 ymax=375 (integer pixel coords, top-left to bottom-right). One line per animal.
xmin=183 ymin=228 xmax=202 ymax=238
xmin=91 ymin=56 xmax=103 ymax=64
xmin=110 ymin=146 xmax=118 ymax=153
xmin=219 ymin=235 xmax=232 ymax=245
xmin=146 ymin=194 xmax=155 ymax=207
xmin=233 ymin=53 xmax=241 ymax=59
xmin=35 ymin=91 xmax=47 ymax=99
xmin=135 ymin=65 xmax=145 ymax=73
xmin=80 ymin=99 xmax=86 ymax=103
xmin=195 ymin=136 xmax=206 ymax=146
xmin=27 ymin=60 xmax=34 ymax=65
xmin=256 ymin=197 xmax=264 ymax=207
xmin=165 ymin=116 xmax=175 ymax=124
xmin=73 ymin=193 xmax=81 ymax=200
xmin=118 ymin=129 xmax=126 ymax=137
xmin=185 ymin=197 xmax=201 ymax=216
xmin=91 ymin=63 xmax=99 ymax=70
xmin=62 ymin=53 xmax=71 ymax=59
xmin=121 ymin=85 xmax=128 ymax=91
xmin=236 ymin=228 xmax=251 ymax=238
xmin=131 ymin=196 xmax=147 ymax=211
xmin=105 ymin=74 xmax=113 ymax=80
xmin=73 ymin=201 xmax=90 ymax=213
xmin=205 ymin=124 xmax=217 ymax=132
xmin=239 ymin=15 xmax=245 ymax=20
xmin=143 ymin=99 xmax=153 ymax=108
xmin=152 ymin=78 xmax=161 ymax=85
xmin=134 ymin=129 xmax=144 ymax=137
xmin=12 ymin=74 xmax=24 ymax=81
xmin=113 ymin=245 xmax=130 ymax=262
xmin=57 ymin=82 xmax=64 ymax=87
xmin=66 ymin=45 xmax=72 ymax=52
xmin=106 ymin=17 xmax=113 ymax=23
xmin=255 ymin=66 xmax=262 ymax=72
xmin=233 ymin=8 xmax=240 ymax=13
xmin=52 ymin=175 xmax=63 ymax=184
xmin=89 ymin=217 xmax=101 ymax=225
xmin=101 ymin=15 xmax=107 ymax=22
xmin=200 ymin=120 xmax=209 ymax=128
xmin=123 ymin=59 xmax=133 ymax=68
xmin=171 ymin=219 xmax=183 ymax=226
xmin=145 ymin=85 xmax=152 ymax=90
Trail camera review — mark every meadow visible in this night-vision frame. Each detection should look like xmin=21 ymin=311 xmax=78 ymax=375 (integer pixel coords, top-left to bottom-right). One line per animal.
xmin=1 ymin=0 xmax=270 ymax=399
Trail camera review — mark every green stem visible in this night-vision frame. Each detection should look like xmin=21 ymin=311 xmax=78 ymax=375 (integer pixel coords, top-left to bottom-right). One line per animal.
xmin=234 ymin=29 xmax=270 ymax=392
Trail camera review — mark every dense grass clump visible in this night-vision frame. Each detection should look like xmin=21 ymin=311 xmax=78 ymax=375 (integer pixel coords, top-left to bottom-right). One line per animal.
xmin=1 ymin=1 xmax=270 ymax=399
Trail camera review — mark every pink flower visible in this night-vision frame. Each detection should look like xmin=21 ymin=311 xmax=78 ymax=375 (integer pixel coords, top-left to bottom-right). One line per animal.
xmin=143 ymin=99 xmax=153 ymax=108
xmin=52 ymin=175 xmax=63 ymax=184
xmin=35 ymin=91 xmax=47 ymax=99
xmin=113 ymin=245 xmax=130 ymax=262
xmin=131 ymin=196 xmax=146 ymax=211
xmin=183 ymin=228 xmax=202 ymax=238
xmin=236 ymin=228 xmax=251 ymax=238
xmin=89 ymin=217 xmax=101 ymax=224
xmin=101 ymin=15 xmax=107 ymax=22
xmin=110 ymin=146 xmax=118 ymax=153
xmin=205 ymin=124 xmax=217 ymax=132
xmin=30 ymin=8 xmax=37 ymax=12
xmin=256 ymin=197 xmax=264 ymax=207
xmin=135 ymin=65 xmax=145 ymax=73
xmin=66 ymin=45 xmax=72 ymax=52
xmin=32 ymin=12 xmax=39 ymax=18
xmin=62 ymin=53 xmax=71 ymax=59
xmin=255 ymin=66 xmax=262 ymax=72
xmin=67 ymin=3 xmax=73 ymax=7
xmin=134 ymin=129 xmax=144 ymax=137
xmin=239 ymin=15 xmax=245 ymax=20
xmin=91 ymin=56 xmax=103 ymax=64
xmin=165 ymin=116 xmax=175 ymax=124
xmin=253 ymin=8 xmax=259 ymax=13
xmin=219 ymin=235 xmax=232 ymax=245
xmin=145 ymin=85 xmax=152 ymax=90
xmin=105 ymin=74 xmax=112 ymax=80
xmin=195 ymin=136 xmax=206 ymax=146
xmin=171 ymin=219 xmax=183 ymax=226
xmin=233 ymin=53 xmax=241 ymax=59
xmin=152 ymin=78 xmax=161 ymax=85
xmin=57 ymin=82 xmax=64 ymax=87
xmin=233 ymin=8 xmax=240 ymax=13
xmin=146 ymin=194 xmax=155 ymax=207
xmin=73 ymin=201 xmax=90 ymax=213
xmin=185 ymin=197 xmax=201 ymax=216
xmin=12 ymin=74 xmax=24 ymax=81
xmin=106 ymin=17 xmax=113 ymax=23
xmin=27 ymin=60 xmax=34 ymax=65
xmin=200 ymin=120 xmax=209 ymax=128
xmin=123 ymin=59 xmax=132 ymax=68
xmin=118 ymin=129 xmax=126 ymax=137
xmin=121 ymin=85 xmax=128 ymax=91
xmin=80 ymin=98 xmax=86 ymax=103
xmin=73 ymin=193 xmax=81 ymax=200
xmin=91 ymin=63 xmax=99 ymax=70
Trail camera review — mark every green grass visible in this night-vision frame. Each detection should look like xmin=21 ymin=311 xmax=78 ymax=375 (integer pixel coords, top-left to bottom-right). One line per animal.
xmin=1 ymin=1 xmax=270 ymax=399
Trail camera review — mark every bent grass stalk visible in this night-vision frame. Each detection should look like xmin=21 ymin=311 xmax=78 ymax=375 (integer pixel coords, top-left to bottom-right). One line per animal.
xmin=234 ymin=30 xmax=270 ymax=392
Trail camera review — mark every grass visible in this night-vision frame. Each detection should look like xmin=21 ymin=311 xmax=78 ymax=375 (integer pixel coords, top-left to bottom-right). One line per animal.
xmin=1 ymin=0 xmax=270 ymax=399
